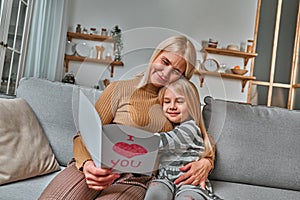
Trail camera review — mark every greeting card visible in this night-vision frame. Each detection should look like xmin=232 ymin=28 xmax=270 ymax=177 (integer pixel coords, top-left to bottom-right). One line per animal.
xmin=78 ymin=90 xmax=160 ymax=175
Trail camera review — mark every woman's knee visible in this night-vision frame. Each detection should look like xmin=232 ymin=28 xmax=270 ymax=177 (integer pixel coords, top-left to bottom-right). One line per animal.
xmin=39 ymin=163 xmax=100 ymax=200
xmin=96 ymin=183 xmax=146 ymax=200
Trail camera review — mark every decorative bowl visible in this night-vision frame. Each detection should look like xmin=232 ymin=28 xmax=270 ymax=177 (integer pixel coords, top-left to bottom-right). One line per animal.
xmin=231 ymin=68 xmax=248 ymax=75
xmin=227 ymin=44 xmax=239 ymax=51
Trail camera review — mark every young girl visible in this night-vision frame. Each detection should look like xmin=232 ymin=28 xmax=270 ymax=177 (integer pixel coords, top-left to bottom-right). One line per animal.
xmin=144 ymin=78 xmax=221 ymax=200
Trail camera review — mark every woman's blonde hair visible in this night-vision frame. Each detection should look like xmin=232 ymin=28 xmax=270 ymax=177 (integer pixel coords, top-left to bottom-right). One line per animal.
xmin=138 ymin=35 xmax=197 ymax=88
xmin=158 ymin=78 xmax=215 ymax=161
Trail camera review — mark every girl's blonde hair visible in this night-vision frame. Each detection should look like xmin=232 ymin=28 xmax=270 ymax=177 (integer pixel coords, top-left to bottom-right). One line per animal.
xmin=158 ymin=78 xmax=215 ymax=161
xmin=138 ymin=35 xmax=196 ymax=88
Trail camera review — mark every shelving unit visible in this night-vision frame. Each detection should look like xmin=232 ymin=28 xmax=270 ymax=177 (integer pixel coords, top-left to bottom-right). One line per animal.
xmin=202 ymin=47 xmax=258 ymax=68
xmin=65 ymin=32 xmax=124 ymax=77
xmin=194 ymin=70 xmax=256 ymax=92
xmin=194 ymin=47 xmax=258 ymax=93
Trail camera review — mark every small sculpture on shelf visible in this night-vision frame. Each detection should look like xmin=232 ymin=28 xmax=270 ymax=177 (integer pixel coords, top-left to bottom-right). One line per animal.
xmin=105 ymin=53 xmax=113 ymax=62
xmin=82 ymin=28 xmax=88 ymax=34
xmin=101 ymin=28 xmax=107 ymax=36
xmin=76 ymin=24 xmax=81 ymax=33
xmin=96 ymin=45 xmax=105 ymax=60
xmin=62 ymin=72 xmax=75 ymax=84
xmin=111 ymin=25 xmax=123 ymax=62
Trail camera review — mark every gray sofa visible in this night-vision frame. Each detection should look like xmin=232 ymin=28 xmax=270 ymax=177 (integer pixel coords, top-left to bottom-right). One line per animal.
xmin=203 ymin=96 xmax=300 ymax=199
xmin=0 ymin=77 xmax=299 ymax=199
xmin=0 ymin=77 xmax=101 ymax=200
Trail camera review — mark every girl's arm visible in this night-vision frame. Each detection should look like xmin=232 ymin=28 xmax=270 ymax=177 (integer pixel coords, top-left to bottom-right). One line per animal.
xmin=159 ymin=120 xmax=204 ymax=152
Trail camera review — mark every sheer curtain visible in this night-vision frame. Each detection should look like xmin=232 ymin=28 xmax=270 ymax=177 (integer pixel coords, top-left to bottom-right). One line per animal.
xmin=24 ymin=0 xmax=68 ymax=81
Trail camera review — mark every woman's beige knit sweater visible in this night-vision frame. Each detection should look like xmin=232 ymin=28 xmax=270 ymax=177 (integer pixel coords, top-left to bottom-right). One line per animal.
xmin=74 ymin=77 xmax=173 ymax=169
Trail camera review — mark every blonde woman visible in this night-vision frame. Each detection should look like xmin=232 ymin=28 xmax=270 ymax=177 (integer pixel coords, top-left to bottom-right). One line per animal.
xmin=144 ymin=78 xmax=220 ymax=200
xmin=40 ymin=35 xmax=215 ymax=200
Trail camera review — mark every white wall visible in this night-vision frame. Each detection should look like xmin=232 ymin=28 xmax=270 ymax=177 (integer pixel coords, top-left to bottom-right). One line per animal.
xmin=66 ymin=0 xmax=258 ymax=103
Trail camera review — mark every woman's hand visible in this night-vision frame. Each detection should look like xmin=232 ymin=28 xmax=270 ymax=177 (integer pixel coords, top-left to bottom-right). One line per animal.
xmin=174 ymin=158 xmax=212 ymax=189
xmin=83 ymin=160 xmax=120 ymax=190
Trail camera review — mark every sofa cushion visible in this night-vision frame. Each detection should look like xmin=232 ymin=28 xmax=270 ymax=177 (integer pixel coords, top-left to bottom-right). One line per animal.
xmin=211 ymin=180 xmax=300 ymax=200
xmin=0 ymin=167 xmax=63 ymax=200
xmin=16 ymin=78 xmax=77 ymax=166
xmin=0 ymin=98 xmax=60 ymax=185
xmin=203 ymin=96 xmax=300 ymax=191
xmin=16 ymin=77 xmax=101 ymax=166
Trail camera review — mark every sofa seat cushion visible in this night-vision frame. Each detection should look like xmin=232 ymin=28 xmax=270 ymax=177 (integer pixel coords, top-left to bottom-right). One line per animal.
xmin=203 ymin=96 xmax=300 ymax=191
xmin=0 ymin=167 xmax=63 ymax=200
xmin=0 ymin=98 xmax=60 ymax=185
xmin=211 ymin=180 xmax=300 ymax=200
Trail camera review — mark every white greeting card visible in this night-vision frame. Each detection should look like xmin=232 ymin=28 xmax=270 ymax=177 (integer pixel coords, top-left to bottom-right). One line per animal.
xmin=78 ymin=90 xmax=160 ymax=175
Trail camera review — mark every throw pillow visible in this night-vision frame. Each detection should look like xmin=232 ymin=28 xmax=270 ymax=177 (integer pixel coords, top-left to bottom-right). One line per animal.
xmin=0 ymin=98 xmax=60 ymax=185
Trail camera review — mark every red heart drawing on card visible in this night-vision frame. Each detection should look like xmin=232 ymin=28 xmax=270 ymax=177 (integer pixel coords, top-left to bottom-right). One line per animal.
xmin=112 ymin=142 xmax=148 ymax=158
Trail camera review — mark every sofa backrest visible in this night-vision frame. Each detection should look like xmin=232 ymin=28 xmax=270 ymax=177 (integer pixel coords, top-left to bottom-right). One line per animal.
xmin=16 ymin=77 xmax=101 ymax=166
xmin=203 ymin=96 xmax=300 ymax=191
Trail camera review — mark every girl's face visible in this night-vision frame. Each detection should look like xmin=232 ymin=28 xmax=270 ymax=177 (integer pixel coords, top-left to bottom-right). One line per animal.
xmin=149 ymin=51 xmax=187 ymax=87
xmin=162 ymin=87 xmax=191 ymax=124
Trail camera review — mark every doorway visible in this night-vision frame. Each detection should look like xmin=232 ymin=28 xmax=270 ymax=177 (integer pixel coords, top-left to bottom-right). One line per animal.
xmin=0 ymin=0 xmax=32 ymax=96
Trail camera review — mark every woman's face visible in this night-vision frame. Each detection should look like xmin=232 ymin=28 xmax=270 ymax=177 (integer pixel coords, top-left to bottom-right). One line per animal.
xmin=162 ymin=87 xmax=191 ymax=124
xmin=149 ymin=51 xmax=187 ymax=87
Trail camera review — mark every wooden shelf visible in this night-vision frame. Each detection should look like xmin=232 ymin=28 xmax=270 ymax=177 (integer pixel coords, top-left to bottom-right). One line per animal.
xmin=194 ymin=69 xmax=256 ymax=92
xmin=202 ymin=47 xmax=258 ymax=67
xmin=67 ymin=32 xmax=113 ymax=42
xmin=65 ymin=55 xmax=124 ymax=77
xmin=65 ymin=32 xmax=124 ymax=77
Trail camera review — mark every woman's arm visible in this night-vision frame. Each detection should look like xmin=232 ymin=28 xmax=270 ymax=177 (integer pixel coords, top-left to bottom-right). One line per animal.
xmin=174 ymin=158 xmax=213 ymax=189
xmin=73 ymin=133 xmax=119 ymax=190
xmin=73 ymin=134 xmax=93 ymax=170
xmin=83 ymin=160 xmax=120 ymax=190
xmin=73 ymin=82 xmax=118 ymax=170
xmin=94 ymin=81 xmax=119 ymax=124
xmin=73 ymin=82 xmax=121 ymax=190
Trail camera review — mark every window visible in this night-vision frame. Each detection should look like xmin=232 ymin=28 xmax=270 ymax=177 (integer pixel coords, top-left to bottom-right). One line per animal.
xmin=250 ymin=0 xmax=300 ymax=110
